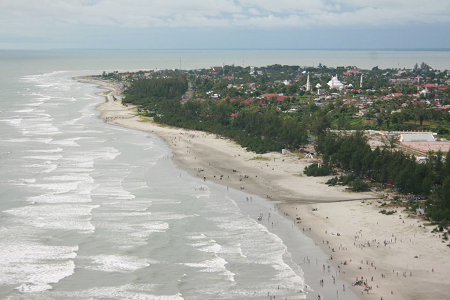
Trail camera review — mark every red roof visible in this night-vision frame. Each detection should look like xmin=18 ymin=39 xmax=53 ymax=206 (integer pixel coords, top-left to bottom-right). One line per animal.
xmin=439 ymin=85 xmax=450 ymax=89
xmin=436 ymin=105 xmax=450 ymax=110
xmin=423 ymin=83 xmax=437 ymax=88
xmin=245 ymin=99 xmax=254 ymax=105
xmin=259 ymin=93 xmax=288 ymax=102
xmin=391 ymin=93 xmax=403 ymax=98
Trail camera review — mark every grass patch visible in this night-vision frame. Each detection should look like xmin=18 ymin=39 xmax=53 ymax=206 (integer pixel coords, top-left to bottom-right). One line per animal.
xmin=250 ymin=156 xmax=271 ymax=161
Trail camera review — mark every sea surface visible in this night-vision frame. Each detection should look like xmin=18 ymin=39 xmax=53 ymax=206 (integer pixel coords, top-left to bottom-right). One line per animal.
xmin=0 ymin=49 xmax=447 ymax=300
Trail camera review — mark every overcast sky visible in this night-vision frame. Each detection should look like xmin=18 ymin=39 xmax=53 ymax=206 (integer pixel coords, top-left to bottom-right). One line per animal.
xmin=1 ymin=0 xmax=449 ymax=50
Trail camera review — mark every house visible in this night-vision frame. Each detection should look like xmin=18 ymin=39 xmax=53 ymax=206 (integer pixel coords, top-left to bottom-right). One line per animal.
xmin=343 ymin=69 xmax=361 ymax=75
xmin=423 ymin=83 xmax=437 ymax=88
xmin=258 ymin=93 xmax=288 ymax=102
xmin=389 ymin=93 xmax=403 ymax=98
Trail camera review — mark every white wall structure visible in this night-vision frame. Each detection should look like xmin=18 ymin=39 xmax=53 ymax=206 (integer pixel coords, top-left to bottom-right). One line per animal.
xmin=327 ymin=75 xmax=344 ymax=90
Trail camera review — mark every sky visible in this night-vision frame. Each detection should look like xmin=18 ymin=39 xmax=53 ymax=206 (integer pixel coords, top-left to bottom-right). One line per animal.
xmin=1 ymin=0 xmax=450 ymax=50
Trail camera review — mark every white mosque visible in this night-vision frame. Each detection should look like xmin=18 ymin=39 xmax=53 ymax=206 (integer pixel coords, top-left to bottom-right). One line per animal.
xmin=327 ymin=75 xmax=344 ymax=90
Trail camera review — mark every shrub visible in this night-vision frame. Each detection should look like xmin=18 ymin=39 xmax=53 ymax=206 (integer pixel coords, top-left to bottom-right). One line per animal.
xmin=351 ymin=179 xmax=370 ymax=192
xmin=304 ymin=164 xmax=332 ymax=176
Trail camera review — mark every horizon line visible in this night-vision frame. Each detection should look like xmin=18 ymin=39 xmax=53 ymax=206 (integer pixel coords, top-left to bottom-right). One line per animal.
xmin=2 ymin=47 xmax=450 ymax=52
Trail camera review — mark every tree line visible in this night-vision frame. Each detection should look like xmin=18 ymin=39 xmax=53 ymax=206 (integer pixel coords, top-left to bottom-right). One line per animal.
xmin=305 ymin=131 xmax=450 ymax=226
xmin=122 ymin=77 xmax=308 ymax=153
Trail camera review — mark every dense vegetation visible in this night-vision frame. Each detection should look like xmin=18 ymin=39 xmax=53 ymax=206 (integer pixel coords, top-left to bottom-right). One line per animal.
xmin=305 ymin=131 xmax=450 ymax=226
xmin=123 ymin=77 xmax=308 ymax=153
xmin=122 ymin=77 xmax=188 ymax=109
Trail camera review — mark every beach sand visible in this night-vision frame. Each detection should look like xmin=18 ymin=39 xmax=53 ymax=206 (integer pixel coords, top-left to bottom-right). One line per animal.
xmin=80 ymin=76 xmax=450 ymax=300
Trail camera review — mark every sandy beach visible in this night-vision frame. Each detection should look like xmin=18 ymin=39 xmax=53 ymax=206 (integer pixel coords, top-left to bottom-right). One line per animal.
xmin=80 ymin=76 xmax=450 ymax=300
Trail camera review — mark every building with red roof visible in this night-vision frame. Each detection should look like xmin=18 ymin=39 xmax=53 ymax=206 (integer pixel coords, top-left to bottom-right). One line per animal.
xmin=423 ymin=83 xmax=438 ymax=88
xmin=258 ymin=93 xmax=288 ymax=102
xmin=390 ymin=93 xmax=403 ymax=98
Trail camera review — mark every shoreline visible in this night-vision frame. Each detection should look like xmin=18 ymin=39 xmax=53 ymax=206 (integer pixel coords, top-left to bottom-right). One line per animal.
xmin=78 ymin=76 xmax=450 ymax=300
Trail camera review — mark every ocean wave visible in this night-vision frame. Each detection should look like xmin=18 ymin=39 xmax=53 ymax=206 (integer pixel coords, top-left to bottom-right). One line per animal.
xmin=52 ymin=284 xmax=184 ymax=300
xmin=80 ymin=254 xmax=156 ymax=273
xmin=184 ymin=256 xmax=235 ymax=282
xmin=4 ymin=204 xmax=98 ymax=232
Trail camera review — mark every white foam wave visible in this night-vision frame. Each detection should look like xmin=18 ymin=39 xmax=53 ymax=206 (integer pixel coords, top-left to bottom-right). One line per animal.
xmin=136 ymin=221 xmax=169 ymax=234
xmin=14 ymin=260 xmax=75 ymax=293
xmin=21 ymin=123 xmax=61 ymax=136
xmin=148 ymin=212 xmax=192 ymax=221
xmin=35 ymin=84 xmax=55 ymax=88
xmin=102 ymin=199 xmax=152 ymax=212
xmin=22 ymin=163 xmax=58 ymax=173
xmin=217 ymin=244 xmax=247 ymax=257
xmin=0 ymin=229 xmax=78 ymax=291
xmin=23 ymin=155 xmax=62 ymax=160
xmin=4 ymin=204 xmax=98 ymax=232
xmin=15 ymin=283 xmax=53 ymax=293
xmin=184 ymin=256 xmax=235 ymax=281
xmin=48 ymin=137 xmax=81 ymax=147
xmin=56 ymin=147 xmax=121 ymax=169
xmin=30 ymin=182 xmax=80 ymax=194
xmin=27 ymin=148 xmax=62 ymax=153
xmin=53 ymin=284 xmax=184 ymax=300
xmin=82 ymin=254 xmax=155 ymax=273
xmin=43 ymin=173 xmax=94 ymax=182
xmin=150 ymin=198 xmax=182 ymax=205
xmin=186 ymin=233 xmax=206 ymax=240
xmin=0 ymin=137 xmax=53 ymax=144
xmin=196 ymin=241 xmax=222 ymax=254
xmin=96 ymin=211 xmax=153 ymax=219
xmin=92 ymin=188 xmax=136 ymax=201
xmin=22 ymin=178 xmax=37 ymax=184
xmin=13 ymin=108 xmax=36 ymax=113
xmin=0 ymin=118 xmax=22 ymax=126
xmin=27 ymin=193 xmax=92 ymax=204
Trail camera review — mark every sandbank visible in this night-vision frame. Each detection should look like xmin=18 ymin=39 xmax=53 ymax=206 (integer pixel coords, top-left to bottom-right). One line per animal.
xmin=78 ymin=76 xmax=450 ymax=300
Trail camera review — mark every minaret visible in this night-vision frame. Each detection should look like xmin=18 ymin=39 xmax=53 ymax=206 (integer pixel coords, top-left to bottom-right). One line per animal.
xmin=360 ymin=74 xmax=363 ymax=89
xmin=306 ymin=73 xmax=311 ymax=91
xmin=417 ymin=75 xmax=420 ymax=93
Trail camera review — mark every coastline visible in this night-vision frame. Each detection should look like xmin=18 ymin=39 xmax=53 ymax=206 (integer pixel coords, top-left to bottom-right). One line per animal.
xmin=79 ymin=76 xmax=450 ymax=300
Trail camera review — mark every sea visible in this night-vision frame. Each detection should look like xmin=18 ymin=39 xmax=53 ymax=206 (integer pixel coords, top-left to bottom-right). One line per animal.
xmin=0 ymin=49 xmax=449 ymax=300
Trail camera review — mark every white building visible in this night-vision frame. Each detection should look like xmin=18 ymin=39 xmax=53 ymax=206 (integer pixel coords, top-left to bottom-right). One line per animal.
xmin=400 ymin=132 xmax=436 ymax=142
xmin=327 ymin=75 xmax=344 ymax=90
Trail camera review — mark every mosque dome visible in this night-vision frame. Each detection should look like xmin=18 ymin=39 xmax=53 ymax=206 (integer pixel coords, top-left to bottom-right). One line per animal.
xmin=327 ymin=75 xmax=344 ymax=90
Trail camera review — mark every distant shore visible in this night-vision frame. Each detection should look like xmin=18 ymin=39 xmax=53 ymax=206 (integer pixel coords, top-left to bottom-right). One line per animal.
xmin=78 ymin=76 xmax=450 ymax=300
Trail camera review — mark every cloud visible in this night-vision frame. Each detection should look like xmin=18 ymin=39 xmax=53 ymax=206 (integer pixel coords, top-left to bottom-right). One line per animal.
xmin=1 ymin=0 xmax=449 ymax=32
xmin=237 ymin=0 xmax=325 ymax=13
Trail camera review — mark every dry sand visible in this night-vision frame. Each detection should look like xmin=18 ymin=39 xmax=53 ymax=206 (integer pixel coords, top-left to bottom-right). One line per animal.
xmin=80 ymin=76 xmax=450 ymax=300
